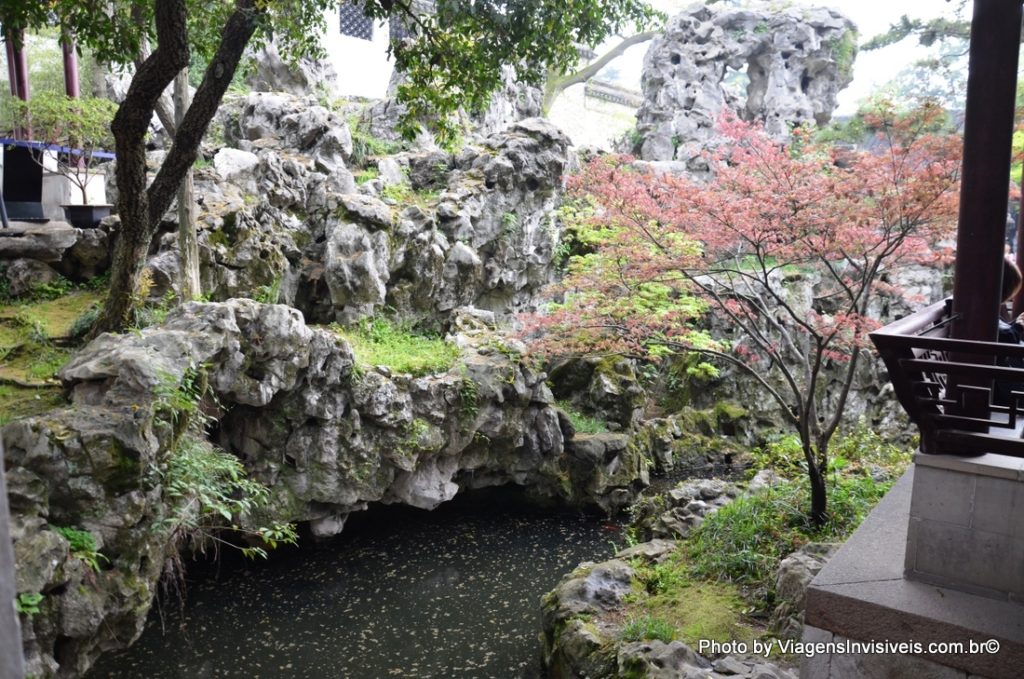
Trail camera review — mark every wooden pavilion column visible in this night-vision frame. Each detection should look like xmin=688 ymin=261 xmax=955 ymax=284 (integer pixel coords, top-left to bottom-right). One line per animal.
xmin=8 ymin=31 xmax=28 ymax=101
xmin=4 ymin=37 xmax=17 ymax=98
xmin=949 ymin=0 xmax=1023 ymax=420
xmin=61 ymin=31 xmax=80 ymax=98
xmin=4 ymin=29 xmax=29 ymax=139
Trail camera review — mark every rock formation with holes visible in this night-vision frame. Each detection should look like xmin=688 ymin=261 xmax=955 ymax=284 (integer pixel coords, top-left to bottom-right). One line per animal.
xmin=634 ymin=4 xmax=856 ymax=170
xmin=3 ymin=301 xmax=651 ymax=677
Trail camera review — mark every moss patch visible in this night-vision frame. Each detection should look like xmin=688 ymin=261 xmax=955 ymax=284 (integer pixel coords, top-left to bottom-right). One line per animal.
xmin=0 ymin=384 xmax=66 ymax=426
xmin=0 ymin=290 xmax=103 ymax=338
xmin=557 ymin=400 xmax=608 ymax=434
xmin=623 ymin=553 xmax=759 ymax=648
xmin=0 ymin=290 xmax=102 ymax=384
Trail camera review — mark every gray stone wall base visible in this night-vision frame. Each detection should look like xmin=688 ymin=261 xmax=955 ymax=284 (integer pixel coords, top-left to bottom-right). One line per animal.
xmin=802 ymin=466 xmax=1023 ymax=679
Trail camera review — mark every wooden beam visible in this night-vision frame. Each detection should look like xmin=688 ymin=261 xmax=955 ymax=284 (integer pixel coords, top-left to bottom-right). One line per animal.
xmin=949 ymin=0 xmax=1023 ymax=423
xmin=951 ymin=0 xmax=1023 ymax=344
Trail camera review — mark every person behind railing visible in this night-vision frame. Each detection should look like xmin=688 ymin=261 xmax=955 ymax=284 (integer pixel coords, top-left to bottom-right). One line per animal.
xmin=995 ymin=257 xmax=1024 ymax=405
xmin=1007 ymin=211 xmax=1017 ymax=254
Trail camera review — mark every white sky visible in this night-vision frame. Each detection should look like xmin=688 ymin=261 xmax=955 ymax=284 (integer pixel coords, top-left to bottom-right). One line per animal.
xmin=821 ymin=0 xmax=964 ymax=112
xmin=605 ymin=0 xmax=964 ymax=115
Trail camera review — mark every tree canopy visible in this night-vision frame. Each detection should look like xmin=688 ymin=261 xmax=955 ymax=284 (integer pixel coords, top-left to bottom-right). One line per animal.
xmin=526 ymin=105 xmax=962 ymax=523
xmin=0 ymin=0 xmax=661 ymax=335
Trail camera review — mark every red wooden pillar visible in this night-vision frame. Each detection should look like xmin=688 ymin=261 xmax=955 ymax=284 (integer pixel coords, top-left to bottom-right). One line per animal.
xmin=4 ymin=29 xmax=29 ymax=139
xmin=4 ymin=36 xmax=17 ymax=98
xmin=62 ymin=32 xmax=80 ymax=98
xmin=11 ymin=31 xmax=29 ymax=101
xmin=949 ymin=0 xmax=1023 ymax=418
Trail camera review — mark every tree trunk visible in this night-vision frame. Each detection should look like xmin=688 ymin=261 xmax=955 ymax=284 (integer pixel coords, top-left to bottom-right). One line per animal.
xmin=807 ymin=458 xmax=827 ymax=527
xmin=174 ymin=68 xmax=201 ymax=300
xmin=90 ymin=0 xmax=190 ymax=337
xmin=89 ymin=0 xmax=261 ymax=337
xmin=800 ymin=430 xmax=828 ymax=527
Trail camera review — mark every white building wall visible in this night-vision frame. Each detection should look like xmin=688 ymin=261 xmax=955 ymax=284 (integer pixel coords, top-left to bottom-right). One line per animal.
xmin=320 ymin=7 xmax=395 ymax=99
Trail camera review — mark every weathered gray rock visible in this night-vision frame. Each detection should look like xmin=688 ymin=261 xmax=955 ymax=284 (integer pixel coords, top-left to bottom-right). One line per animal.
xmin=474 ymin=66 xmax=543 ymax=137
xmin=4 ymin=299 xmax=651 ymax=676
xmin=2 ymin=258 xmax=62 ymax=297
xmin=548 ymin=356 xmax=646 ymax=430
xmin=634 ymin=4 xmax=856 ymax=168
xmin=541 ymin=560 xmax=634 ymax=676
xmin=631 ymin=477 xmax=740 ymax=541
xmin=618 ymin=640 xmax=711 ymax=679
xmin=181 ymin=96 xmax=571 ymax=328
xmin=228 ymin=92 xmax=353 ymax=163
xmin=59 ymin=226 xmax=111 ymax=281
xmin=615 ymin=538 xmax=677 ymax=563
xmin=339 ymin=194 xmax=392 ymax=230
xmin=0 ymin=223 xmax=78 ymax=263
xmin=769 ymin=542 xmax=838 ymax=640
xmin=323 ymin=222 xmax=390 ymax=323
xmin=246 ymin=41 xmax=338 ymax=97
xmin=214 ymin=147 xmax=260 ymax=191
xmin=376 ymin=156 xmax=408 ymax=186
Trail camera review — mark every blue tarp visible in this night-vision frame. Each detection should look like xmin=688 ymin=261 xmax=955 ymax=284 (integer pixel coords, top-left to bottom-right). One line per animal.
xmin=0 ymin=137 xmax=115 ymax=160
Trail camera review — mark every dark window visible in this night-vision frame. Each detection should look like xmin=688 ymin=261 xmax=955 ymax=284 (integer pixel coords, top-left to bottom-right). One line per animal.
xmin=340 ymin=2 xmax=373 ymax=41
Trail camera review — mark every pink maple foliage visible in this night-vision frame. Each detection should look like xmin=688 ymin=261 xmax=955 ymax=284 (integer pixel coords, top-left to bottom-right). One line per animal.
xmin=525 ymin=103 xmax=961 ymax=523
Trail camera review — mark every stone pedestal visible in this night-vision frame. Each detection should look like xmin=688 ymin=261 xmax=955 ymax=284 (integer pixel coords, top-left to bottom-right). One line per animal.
xmin=802 ymin=464 xmax=1024 ymax=679
xmin=906 ymin=454 xmax=1024 ymax=603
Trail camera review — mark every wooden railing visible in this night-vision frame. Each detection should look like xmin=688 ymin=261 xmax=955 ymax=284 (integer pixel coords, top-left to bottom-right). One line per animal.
xmin=870 ymin=298 xmax=1024 ymax=458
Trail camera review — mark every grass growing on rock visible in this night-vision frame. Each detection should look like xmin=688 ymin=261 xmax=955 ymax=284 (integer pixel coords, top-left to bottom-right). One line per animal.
xmin=556 ymin=401 xmax=608 ymax=434
xmin=0 ymin=289 xmax=104 ymax=385
xmin=623 ymin=553 xmax=758 ymax=647
xmin=618 ymin=422 xmax=911 ymax=646
xmin=331 ymin=318 xmax=460 ymax=376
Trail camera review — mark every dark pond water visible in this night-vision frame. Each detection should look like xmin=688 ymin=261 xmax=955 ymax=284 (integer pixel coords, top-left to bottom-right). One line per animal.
xmin=88 ymin=487 xmax=623 ymax=679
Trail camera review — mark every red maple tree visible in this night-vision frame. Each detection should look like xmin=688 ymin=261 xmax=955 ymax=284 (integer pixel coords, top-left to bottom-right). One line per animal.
xmin=526 ymin=104 xmax=961 ymax=523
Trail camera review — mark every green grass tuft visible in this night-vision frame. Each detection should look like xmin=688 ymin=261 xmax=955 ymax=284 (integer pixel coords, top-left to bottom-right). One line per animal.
xmin=556 ymin=401 xmax=608 ymax=434
xmin=620 ymin=614 xmax=676 ymax=643
xmin=332 ymin=319 xmax=460 ymax=377
xmin=687 ymin=473 xmax=891 ymax=586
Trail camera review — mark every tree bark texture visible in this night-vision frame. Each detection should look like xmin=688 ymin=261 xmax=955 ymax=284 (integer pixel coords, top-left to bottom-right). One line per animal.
xmin=147 ymin=0 xmax=260 ymax=228
xmin=808 ymin=461 xmax=827 ymax=527
xmin=92 ymin=0 xmax=261 ymax=336
xmin=175 ymin=67 xmax=201 ymax=300
xmin=92 ymin=0 xmax=190 ymax=336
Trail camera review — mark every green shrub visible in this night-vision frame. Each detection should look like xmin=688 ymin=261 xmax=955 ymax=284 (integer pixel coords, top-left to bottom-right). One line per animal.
xmin=15 ymin=592 xmax=43 ymax=617
xmin=52 ymin=525 xmax=107 ymax=572
xmin=68 ymin=305 xmax=101 ymax=340
xmin=354 ymin=168 xmax=380 ymax=185
xmin=332 ymin=319 xmax=460 ymax=376
xmin=160 ymin=433 xmax=297 ymax=560
xmin=457 ymin=374 xmax=480 ymax=422
xmin=253 ymin=277 xmax=282 ymax=304
xmin=152 ymin=364 xmax=297 ymax=561
xmin=347 ymin=116 xmax=405 ymax=168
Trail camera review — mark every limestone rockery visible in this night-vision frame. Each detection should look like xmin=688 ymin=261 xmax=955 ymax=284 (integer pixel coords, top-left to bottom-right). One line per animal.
xmin=3 ymin=300 xmax=649 ymax=678
xmin=143 ymin=93 xmax=571 ymax=328
xmin=633 ymin=3 xmax=856 ymax=170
